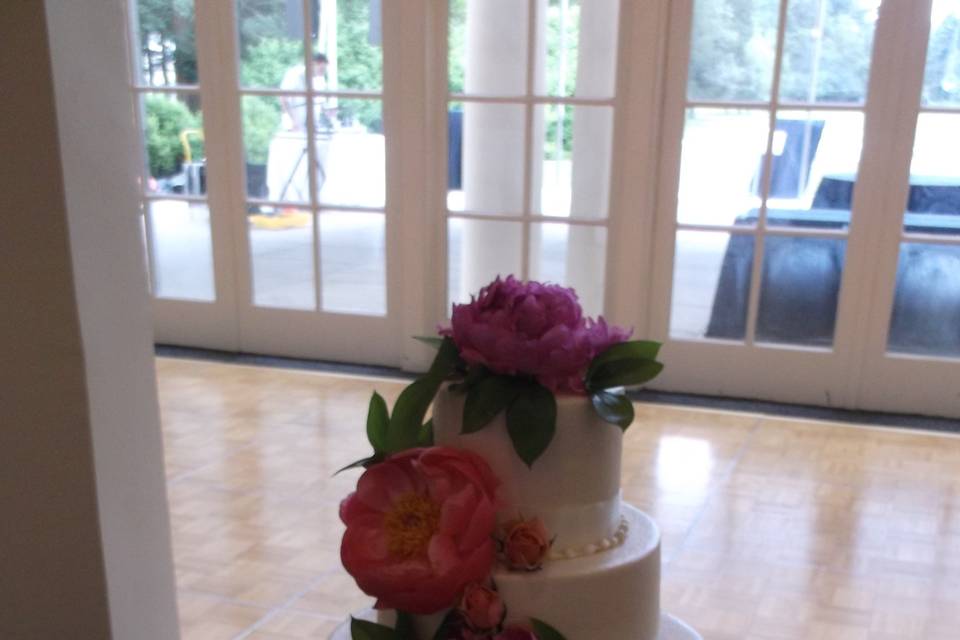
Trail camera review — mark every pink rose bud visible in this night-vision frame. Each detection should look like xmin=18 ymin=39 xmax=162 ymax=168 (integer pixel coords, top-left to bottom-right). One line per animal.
xmin=459 ymin=582 xmax=505 ymax=631
xmin=502 ymin=517 xmax=551 ymax=571
xmin=495 ymin=626 xmax=539 ymax=640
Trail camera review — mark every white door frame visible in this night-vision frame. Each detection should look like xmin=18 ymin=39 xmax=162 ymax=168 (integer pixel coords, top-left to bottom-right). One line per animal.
xmin=853 ymin=0 xmax=960 ymax=418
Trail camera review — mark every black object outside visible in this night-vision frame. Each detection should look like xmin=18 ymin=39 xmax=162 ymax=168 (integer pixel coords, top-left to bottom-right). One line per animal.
xmin=705 ymin=175 xmax=960 ymax=354
xmin=448 ymin=109 xmax=463 ymax=190
xmin=759 ymin=119 xmax=825 ymax=199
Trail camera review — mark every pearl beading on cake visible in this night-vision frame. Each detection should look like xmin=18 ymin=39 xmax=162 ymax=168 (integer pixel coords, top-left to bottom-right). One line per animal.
xmin=547 ymin=514 xmax=629 ymax=560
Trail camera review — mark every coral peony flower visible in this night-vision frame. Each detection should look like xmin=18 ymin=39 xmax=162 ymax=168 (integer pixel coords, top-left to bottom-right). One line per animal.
xmin=340 ymin=447 xmax=500 ymax=614
xmin=459 ymin=582 xmax=506 ymax=631
xmin=440 ymin=275 xmax=631 ymax=394
xmin=500 ymin=517 xmax=552 ymax=571
xmin=494 ymin=626 xmax=539 ymax=640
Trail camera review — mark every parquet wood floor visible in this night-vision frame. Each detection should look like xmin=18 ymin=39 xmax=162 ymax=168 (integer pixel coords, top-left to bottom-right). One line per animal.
xmin=157 ymin=357 xmax=960 ymax=640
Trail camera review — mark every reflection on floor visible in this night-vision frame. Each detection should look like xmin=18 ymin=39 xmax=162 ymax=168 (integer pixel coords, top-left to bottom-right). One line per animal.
xmin=159 ymin=357 xmax=960 ymax=640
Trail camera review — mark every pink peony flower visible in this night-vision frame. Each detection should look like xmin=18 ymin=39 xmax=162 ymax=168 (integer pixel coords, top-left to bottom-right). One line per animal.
xmin=340 ymin=447 xmax=500 ymax=614
xmin=459 ymin=582 xmax=506 ymax=631
xmin=500 ymin=517 xmax=551 ymax=571
xmin=495 ymin=626 xmax=539 ymax=640
xmin=440 ymin=276 xmax=631 ymax=394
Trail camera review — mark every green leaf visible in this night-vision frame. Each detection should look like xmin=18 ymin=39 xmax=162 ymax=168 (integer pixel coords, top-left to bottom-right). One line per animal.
xmin=448 ymin=364 xmax=487 ymax=393
xmin=586 ymin=359 xmax=664 ymax=392
xmin=462 ymin=375 xmax=520 ymax=434
xmin=385 ymin=337 xmax=463 ymax=453
xmin=587 ymin=340 xmax=662 ymax=377
xmin=387 ymin=378 xmax=440 ymax=452
xmin=350 ymin=617 xmax=400 ymax=640
xmin=530 ymin=618 xmax=568 ymax=640
xmin=426 ymin=337 xmax=461 ymax=380
xmin=505 ymin=384 xmax=557 ymax=468
xmin=413 ymin=335 xmax=444 ymax=350
xmin=417 ymin=419 xmax=434 ymax=447
xmin=333 ymin=454 xmax=382 ymax=476
xmin=590 ymin=390 xmax=635 ymax=431
xmin=586 ymin=340 xmax=662 ymax=381
xmin=394 ymin=611 xmax=415 ymax=640
xmin=366 ymin=392 xmax=390 ymax=454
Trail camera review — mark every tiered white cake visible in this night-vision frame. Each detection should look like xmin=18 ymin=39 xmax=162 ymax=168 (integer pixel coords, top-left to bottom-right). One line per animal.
xmin=425 ymin=388 xmax=661 ymax=640
xmin=331 ymin=387 xmax=700 ymax=640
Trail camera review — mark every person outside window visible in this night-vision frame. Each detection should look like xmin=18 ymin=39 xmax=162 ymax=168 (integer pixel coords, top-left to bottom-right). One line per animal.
xmin=280 ymin=53 xmax=335 ymax=132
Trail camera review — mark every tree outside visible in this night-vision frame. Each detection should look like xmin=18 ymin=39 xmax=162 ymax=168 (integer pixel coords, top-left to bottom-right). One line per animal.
xmin=687 ymin=0 xmax=958 ymax=105
xmin=136 ymin=0 xmax=959 ymax=184
xmin=924 ymin=13 xmax=960 ymax=105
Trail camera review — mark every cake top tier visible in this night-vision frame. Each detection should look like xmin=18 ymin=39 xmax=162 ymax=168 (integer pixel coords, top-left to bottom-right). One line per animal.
xmin=433 ymin=385 xmax=623 ymax=550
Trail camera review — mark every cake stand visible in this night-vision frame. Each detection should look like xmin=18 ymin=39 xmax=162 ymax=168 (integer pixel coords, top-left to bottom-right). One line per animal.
xmin=329 ymin=608 xmax=701 ymax=640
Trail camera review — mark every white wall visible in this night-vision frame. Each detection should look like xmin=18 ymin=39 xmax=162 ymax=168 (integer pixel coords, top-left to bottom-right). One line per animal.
xmin=44 ymin=0 xmax=180 ymax=637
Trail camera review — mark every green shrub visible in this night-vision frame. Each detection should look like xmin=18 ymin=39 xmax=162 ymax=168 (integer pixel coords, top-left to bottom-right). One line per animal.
xmin=240 ymin=37 xmax=303 ymax=87
xmin=144 ymin=95 xmax=202 ymax=177
xmin=240 ymin=38 xmax=301 ymax=165
xmin=242 ymin=95 xmax=281 ymax=165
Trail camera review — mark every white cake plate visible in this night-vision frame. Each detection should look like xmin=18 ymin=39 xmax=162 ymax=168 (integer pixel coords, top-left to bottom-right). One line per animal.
xmin=329 ymin=609 xmax=701 ymax=640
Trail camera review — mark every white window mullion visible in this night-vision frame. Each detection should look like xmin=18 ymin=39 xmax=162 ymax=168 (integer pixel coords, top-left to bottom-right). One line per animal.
xmin=646 ymin=0 xmax=696 ymax=342
xmin=520 ymin=0 xmax=540 ymax=282
xmin=299 ymin=0 xmax=324 ymax=314
xmin=603 ymin=0 xmax=671 ymax=332
xmin=743 ymin=0 xmax=791 ymax=347
xmin=847 ymin=0 xmax=934 ymax=406
xmin=394 ymin=0 xmax=439 ymax=371
xmin=190 ymin=0 xmax=243 ymax=345
xmin=214 ymin=0 xmax=257 ymax=341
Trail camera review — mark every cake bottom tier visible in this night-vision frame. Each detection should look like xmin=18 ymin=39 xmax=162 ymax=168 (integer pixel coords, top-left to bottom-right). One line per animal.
xmin=335 ymin=505 xmax=686 ymax=640
xmin=331 ymin=610 xmax=701 ymax=640
xmin=486 ymin=503 xmax=661 ymax=640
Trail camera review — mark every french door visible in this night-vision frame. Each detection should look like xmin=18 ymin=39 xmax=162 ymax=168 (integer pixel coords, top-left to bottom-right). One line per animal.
xmin=130 ymin=0 xmax=959 ymax=416
xmin=649 ymin=0 xmax=960 ymax=417
xmin=131 ymin=0 xmax=406 ymax=364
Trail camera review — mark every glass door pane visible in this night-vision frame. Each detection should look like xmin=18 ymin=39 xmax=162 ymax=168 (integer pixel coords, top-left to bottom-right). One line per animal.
xmin=885 ymin=1 xmax=960 ymax=359
xmin=668 ymin=0 xmax=878 ymax=349
xmin=249 ymin=208 xmax=316 ymax=310
xmin=132 ymin=0 xmax=216 ymax=303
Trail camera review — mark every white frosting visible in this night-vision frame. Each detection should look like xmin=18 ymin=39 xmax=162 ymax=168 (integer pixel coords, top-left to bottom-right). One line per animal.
xmin=493 ymin=506 xmax=661 ymax=640
xmin=547 ymin=514 xmax=629 ymax=560
xmin=432 ymin=386 xmax=623 ymax=550
xmin=372 ymin=506 xmax=661 ymax=640
xmin=346 ymin=391 xmax=663 ymax=640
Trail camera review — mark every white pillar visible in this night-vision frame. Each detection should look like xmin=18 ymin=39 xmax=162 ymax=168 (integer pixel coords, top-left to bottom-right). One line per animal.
xmin=460 ymin=0 xmax=546 ymax=296
xmin=566 ymin=0 xmax=619 ymax=315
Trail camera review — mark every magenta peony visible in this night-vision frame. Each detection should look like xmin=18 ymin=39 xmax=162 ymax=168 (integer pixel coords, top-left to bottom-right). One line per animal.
xmin=339 ymin=447 xmax=500 ymax=614
xmin=441 ymin=276 xmax=632 ymax=393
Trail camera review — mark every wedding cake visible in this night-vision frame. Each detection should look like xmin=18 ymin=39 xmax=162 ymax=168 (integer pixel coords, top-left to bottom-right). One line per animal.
xmin=331 ymin=277 xmax=699 ymax=640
